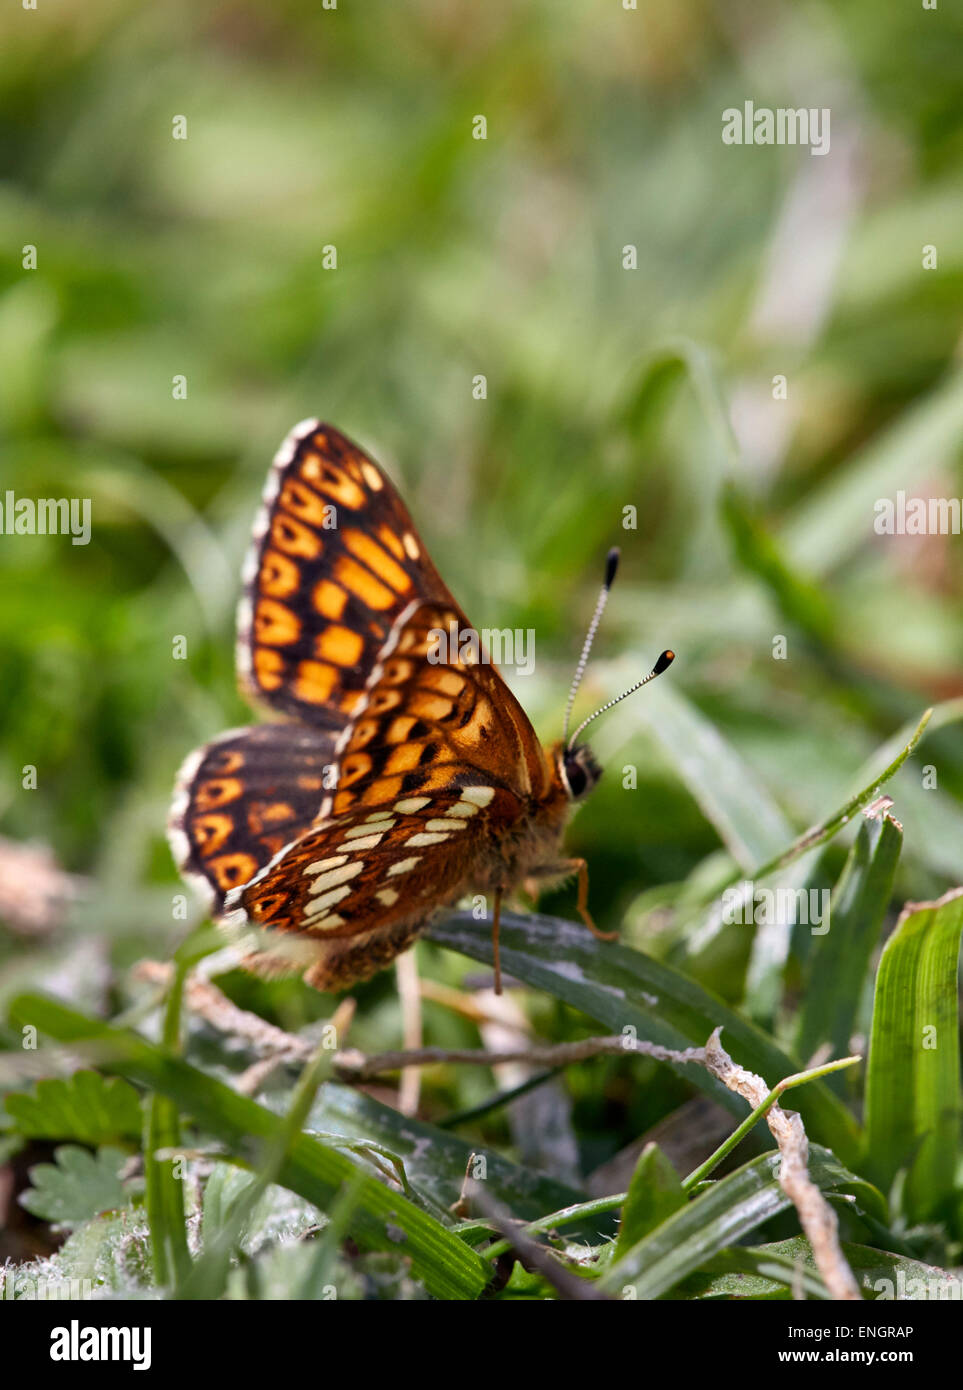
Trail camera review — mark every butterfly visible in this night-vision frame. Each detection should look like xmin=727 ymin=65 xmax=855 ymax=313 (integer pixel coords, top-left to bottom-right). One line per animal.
xmin=168 ymin=420 xmax=673 ymax=993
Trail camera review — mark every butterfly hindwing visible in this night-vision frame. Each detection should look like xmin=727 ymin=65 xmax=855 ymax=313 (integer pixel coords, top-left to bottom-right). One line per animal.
xmin=167 ymin=722 xmax=341 ymax=915
xmin=237 ymin=420 xmax=461 ymax=726
xmin=223 ymin=784 xmax=521 ymax=990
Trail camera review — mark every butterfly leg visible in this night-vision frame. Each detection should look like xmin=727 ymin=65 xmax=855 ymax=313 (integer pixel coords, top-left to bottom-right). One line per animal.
xmin=552 ymin=858 xmax=618 ymax=941
xmin=491 ymin=887 xmax=503 ymax=995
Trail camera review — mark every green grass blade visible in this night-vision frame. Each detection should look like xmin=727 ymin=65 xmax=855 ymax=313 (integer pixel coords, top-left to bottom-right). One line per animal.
xmin=597 ymin=1146 xmax=885 ymax=1299
xmin=8 ymin=993 xmax=490 ymax=1300
xmin=143 ymin=962 xmax=191 ymax=1289
xmin=864 ymin=888 xmax=963 ymax=1223
xmin=624 ymin=680 xmax=794 ymax=872
xmin=796 ymin=815 xmax=902 ymax=1067
xmin=429 ymin=911 xmax=859 ymax=1165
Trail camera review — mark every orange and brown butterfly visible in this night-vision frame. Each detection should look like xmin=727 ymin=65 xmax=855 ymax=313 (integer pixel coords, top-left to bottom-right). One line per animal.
xmin=168 ymin=420 xmax=674 ymax=993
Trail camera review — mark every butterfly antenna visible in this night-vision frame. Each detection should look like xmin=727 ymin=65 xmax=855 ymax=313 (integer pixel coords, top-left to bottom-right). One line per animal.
xmin=567 ymin=649 xmax=675 ymax=750
xmin=562 ymin=547 xmax=621 ymax=745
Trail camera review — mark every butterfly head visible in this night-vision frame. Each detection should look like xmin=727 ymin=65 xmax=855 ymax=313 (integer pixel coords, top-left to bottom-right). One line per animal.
xmin=559 ymin=742 xmax=603 ymax=801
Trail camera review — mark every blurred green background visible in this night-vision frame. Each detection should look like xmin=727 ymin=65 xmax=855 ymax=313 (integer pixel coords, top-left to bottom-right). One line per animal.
xmin=1 ymin=0 xmax=962 ymax=1141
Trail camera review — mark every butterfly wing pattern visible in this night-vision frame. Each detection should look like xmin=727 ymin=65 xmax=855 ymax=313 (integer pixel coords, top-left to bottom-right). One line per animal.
xmin=169 ymin=420 xmax=574 ymax=992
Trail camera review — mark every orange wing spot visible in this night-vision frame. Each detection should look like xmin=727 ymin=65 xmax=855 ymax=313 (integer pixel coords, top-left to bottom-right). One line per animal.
xmin=340 ymin=752 xmax=373 ymax=787
xmin=340 ymin=689 xmax=364 ymax=714
xmin=192 ymin=813 xmax=234 ymax=856
xmin=387 ymin=715 xmax=418 ymax=743
xmin=270 ymin=512 xmax=323 ymax=559
xmin=385 ymin=743 xmax=423 ymax=774
xmin=255 ymin=598 xmax=301 ymax=646
xmin=349 ymin=718 xmax=381 ymax=749
xmin=397 ymin=627 xmax=431 ymax=656
xmin=308 ymin=457 xmax=366 ymax=509
xmin=259 ymin=548 xmax=301 ymax=598
xmin=422 ymin=669 xmax=466 ymax=698
xmin=247 ymin=801 xmax=296 ymax=835
xmin=254 ymin=646 xmax=285 ymax=690
xmin=207 ymin=748 xmax=244 ymax=774
xmin=293 ymin=660 xmax=338 ymax=705
xmin=377 ymin=524 xmax=406 ymax=560
xmin=208 ymin=852 xmax=258 ymax=891
xmin=383 ymin=657 xmax=414 ymax=685
xmin=367 ymin=688 xmax=403 ymax=714
xmin=411 ymin=692 xmax=454 ymax=722
xmin=316 ymin=623 xmax=364 ymax=667
xmin=280 ymin=478 xmax=334 ymax=528
xmin=195 ymin=778 xmax=243 ymax=811
xmin=247 ymin=889 xmax=290 ymax=922
xmin=334 ymin=556 xmax=396 ymax=611
xmin=342 ymin=530 xmax=411 ymax=594
xmin=359 ymin=776 xmax=403 ymax=806
xmin=313 ymin=579 xmax=348 ymax=620
xmin=418 ymin=765 xmax=459 ymax=792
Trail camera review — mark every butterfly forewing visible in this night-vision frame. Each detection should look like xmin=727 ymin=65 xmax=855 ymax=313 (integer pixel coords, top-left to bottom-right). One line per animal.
xmin=238 ymin=421 xmax=461 ymax=726
xmin=322 ymin=600 xmax=551 ymax=819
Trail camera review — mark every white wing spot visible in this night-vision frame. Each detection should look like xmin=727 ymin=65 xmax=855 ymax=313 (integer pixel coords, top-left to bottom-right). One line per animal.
xmin=340 ymin=832 xmax=383 ymax=851
xmin=402 ymin=531 xmax=420 ymax=560
xmin=365 ymin=811 xmax=396 ymax=823
xmin=305 ymin=854 xmax=349 ymax=875
xmin=375 ymin=888 xmax=399 ymax=907
xmin=407 ymin=832 xmax=449 ymax=847
xmin=387 ymin=856 xmax=421 ymax=876
xmin=361 ymin=460 xmax=384 ymax=492
xmin=460 ymin=786 xmax=495 ymax=807
xmin=426 ymin=818 xmax=465 ymax=832
xmin=344 ymin=822 xmax=387 ymax=839
xmin=395 ymin=796 xmax=431 ymax=813
xmin=445 ymin=801 xmax=479 ymax=818
xmin=311 ymin=913 xmax=346 ymax=932
xmin=308 ymin=861 xmax=363 ymax=893
xmin=305 ymin=885 xmax=352 ymax=914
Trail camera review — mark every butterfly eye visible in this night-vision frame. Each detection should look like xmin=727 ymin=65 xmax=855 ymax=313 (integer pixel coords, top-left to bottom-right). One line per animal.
xmin=562 ymin=749 xmax=597 ymax=800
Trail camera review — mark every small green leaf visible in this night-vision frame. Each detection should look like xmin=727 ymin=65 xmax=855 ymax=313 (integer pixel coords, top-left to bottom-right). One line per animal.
xmin=614 ymin=1143 xmax=686 ymax=1257
xmin=5 ymin=1071 xmax=142 ymax=1145
xmin=20 ymin=1145 xmax=129 ymax=1227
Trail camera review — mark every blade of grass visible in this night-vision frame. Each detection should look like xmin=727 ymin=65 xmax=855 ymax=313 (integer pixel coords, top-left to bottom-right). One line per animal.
xmin=684 ymin=706 xmax=931 ymax=958
xmin=429 ymin=911 xmax=860 ymax=1164
xmin=597 ymin=1146 xmax=885 ymax=1299
xmin=796 ymin=815 xmax=902 ymax=1068
xmin=864 ymin=887 xmax=963 ymax=1224
xmin=144 ymin=959 xmax=191 ymax=1290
